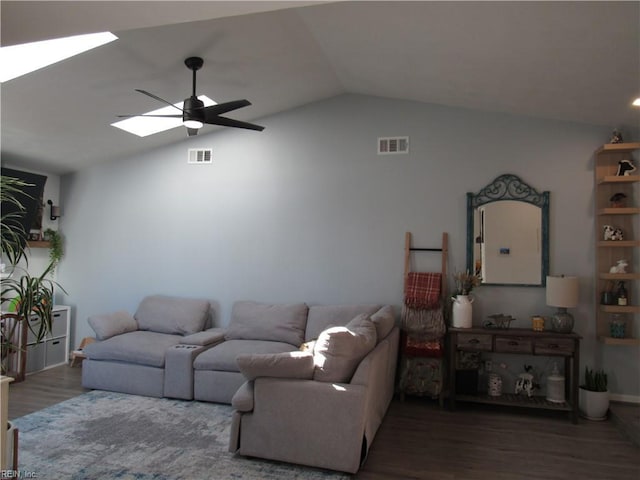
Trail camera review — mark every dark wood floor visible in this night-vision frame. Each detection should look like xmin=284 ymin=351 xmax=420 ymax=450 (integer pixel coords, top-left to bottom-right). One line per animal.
xmin=7 ymin=366 xmax=640 ymax=479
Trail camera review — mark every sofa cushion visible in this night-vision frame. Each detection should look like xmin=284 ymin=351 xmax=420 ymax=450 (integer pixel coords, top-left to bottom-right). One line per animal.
xmin=135 ymin=295 xmax=210 ymax=336
xmin=88 ymin=311 xmax=138 ymax=341
xmin=232 ymin=381 xmax=254 ymax=412
xmin=313 ymin=313 xmax=377 ymax=383
xmin=83 ymin=330 xmax=182 ymax=367
xmin=237 ymin=351 xmax=315 ymax=381
xmin=371 ymin=305 xmax=396 ymax=341
xmin=225 ymin=301 xmax=308 ymax=346
xmin=193 ymin=340 xmax=297 ymax=372
xmin=305 ymin=304 xmax=381 ymax=342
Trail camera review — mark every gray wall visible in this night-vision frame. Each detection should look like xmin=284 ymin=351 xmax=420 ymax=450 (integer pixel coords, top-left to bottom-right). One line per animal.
xmin=59 ymin=94 xmax=638 ymax=397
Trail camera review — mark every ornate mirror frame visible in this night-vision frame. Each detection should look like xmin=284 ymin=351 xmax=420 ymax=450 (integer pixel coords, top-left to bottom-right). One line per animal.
xmin=466 ymin=174 xmax=550 ymax=287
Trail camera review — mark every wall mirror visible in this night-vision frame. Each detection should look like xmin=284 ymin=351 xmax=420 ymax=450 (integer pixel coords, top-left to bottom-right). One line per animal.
xmin=466 ymin=174 xmax=549 ymax=286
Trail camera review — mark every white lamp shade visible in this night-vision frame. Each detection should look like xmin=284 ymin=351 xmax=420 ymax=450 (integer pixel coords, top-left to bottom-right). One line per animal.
xmin=546 ymin=275 xmax=579 ymax=308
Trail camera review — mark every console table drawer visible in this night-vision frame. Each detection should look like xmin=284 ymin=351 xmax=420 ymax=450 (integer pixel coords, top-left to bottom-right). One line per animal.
xmin=534 ymin=338 xmax=575 ymax=356
xmin=495 ymin=336 xmax=532 ymax=354
xmin=457 ymin=333 xmax=492 ymax=351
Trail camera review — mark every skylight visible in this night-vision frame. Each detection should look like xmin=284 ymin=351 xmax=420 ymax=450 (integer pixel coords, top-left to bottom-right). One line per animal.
xmin=0 ymin=32 xmax=117 ymax=83
xmin=111 ymin=96 xmax=216 ymax=137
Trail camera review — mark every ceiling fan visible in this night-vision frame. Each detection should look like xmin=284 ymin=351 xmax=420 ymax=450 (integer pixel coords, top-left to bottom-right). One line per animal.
xmin=117 ymin=56 xmax=264 ymax=136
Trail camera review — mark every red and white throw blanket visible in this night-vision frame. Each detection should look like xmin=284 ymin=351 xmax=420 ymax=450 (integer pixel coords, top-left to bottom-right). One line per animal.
xmin=404 ymin=272 xmax=442 ymax=310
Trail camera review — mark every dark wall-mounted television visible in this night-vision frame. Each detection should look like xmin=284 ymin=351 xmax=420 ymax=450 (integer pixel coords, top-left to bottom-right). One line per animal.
xmin=1 ymin=167 xmax=48 ymax=253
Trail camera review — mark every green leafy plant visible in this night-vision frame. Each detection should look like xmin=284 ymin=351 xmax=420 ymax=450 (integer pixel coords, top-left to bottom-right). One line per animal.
xmin=0 ymin=263 xmax=67 ymax=374
xmin=581 ymin=367 xmax=608 ymax=392
xmin=1 ymin=175 xmax=31 ymax=267
xmin=43 ymin=228 xmax=64 ymax=270
xmin=0 ymin=174 xmax=67 ymax=377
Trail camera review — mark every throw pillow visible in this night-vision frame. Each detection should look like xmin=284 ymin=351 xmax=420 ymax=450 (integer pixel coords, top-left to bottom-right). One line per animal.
xmin=299 ymin=340 xmax=316 ymax=352
xmin=236 ymin=351 xmax=315 ymax=381
xmin=313 ymin=313 xmax=377 ymax=383
xmin=88 ymin=311 xmax=138 ymax=341
xmin=371 ymin=305 xmax=396 ymax=341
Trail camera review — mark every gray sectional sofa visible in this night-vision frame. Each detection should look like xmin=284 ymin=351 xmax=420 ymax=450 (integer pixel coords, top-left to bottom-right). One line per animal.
xmin=82 ymin=295 xmax=222 ymax=398
xmin=82 ymin=295 xmax=399 ymax=473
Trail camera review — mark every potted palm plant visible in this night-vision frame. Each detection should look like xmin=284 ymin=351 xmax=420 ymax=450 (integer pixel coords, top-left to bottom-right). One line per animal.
xmin=579 ymin=367 xmax=609 ymax=421
xmin=1 ymin=175 xmax=66 ymax=375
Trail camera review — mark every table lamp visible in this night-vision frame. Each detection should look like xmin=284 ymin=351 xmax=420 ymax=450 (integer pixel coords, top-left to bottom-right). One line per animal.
xmin=546 ymin=275 xmax=579 ymax=333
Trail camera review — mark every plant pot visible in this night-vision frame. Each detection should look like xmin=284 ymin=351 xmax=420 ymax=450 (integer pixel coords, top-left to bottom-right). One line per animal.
xmin=579 ymin=387 xmax=609 ymax=421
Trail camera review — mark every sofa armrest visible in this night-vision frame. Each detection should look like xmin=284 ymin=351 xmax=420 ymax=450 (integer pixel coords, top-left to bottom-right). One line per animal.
xmin=180 ymin=328 xmax=225 ymax=346
xmin=238 ymin=377 xmax=367 ymax=473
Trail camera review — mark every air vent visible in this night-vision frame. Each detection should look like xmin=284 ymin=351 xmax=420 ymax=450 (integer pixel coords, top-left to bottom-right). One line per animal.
xmin=187 ymin=148 xmax=212 ymax=164
xmin=378 ymin=136 xmax=409 ymax=155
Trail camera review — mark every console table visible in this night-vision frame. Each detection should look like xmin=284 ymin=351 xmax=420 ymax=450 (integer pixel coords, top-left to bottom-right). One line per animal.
xmin=448 ymin=327 xmax=581 ymax=423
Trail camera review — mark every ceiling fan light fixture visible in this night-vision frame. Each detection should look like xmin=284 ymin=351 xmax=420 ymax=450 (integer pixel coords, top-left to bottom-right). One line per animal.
xmin=632 ymin=97 xmax=640 ymax=107
xmin=183 ymin=119 xmax=204 ymax=129
xmin=112 ymin=95 xmax=215 ymax=137
xmin=182 ymin=96 xmax=205 ymax=130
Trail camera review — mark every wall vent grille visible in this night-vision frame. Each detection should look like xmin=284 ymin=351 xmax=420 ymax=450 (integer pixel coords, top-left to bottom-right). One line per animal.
xmin=187 ymin=148 xmax=213 ymax=164
xmin=378 ymin=136 xmax=409 ymax=155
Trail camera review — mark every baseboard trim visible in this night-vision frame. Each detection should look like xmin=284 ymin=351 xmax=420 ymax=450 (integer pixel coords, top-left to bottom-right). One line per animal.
xmin=610 ymin=393 xmax=640 ymax=404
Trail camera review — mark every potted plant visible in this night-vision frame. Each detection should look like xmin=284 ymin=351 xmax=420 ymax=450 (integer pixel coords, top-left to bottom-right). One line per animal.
xmin=1 ymin=176 xmax=67 ymax=375
xmin=43 ymin=228 xmax=64 ymax=270
xmin=451 ymin=270 xmax=481 ymax=328
xmin=579 ymin=367 xmax=609 ymax=421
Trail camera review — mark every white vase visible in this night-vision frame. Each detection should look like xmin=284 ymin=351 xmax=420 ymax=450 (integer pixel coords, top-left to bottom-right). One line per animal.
xmin=452 ymin=295 xmax=474 ymax=328
xmin=579 ymin=388 xmax=610 ymax=421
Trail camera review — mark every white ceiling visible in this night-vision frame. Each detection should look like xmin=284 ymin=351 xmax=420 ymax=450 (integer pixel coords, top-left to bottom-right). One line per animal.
xmin=2 ymin=1 xmax=639 ymax=174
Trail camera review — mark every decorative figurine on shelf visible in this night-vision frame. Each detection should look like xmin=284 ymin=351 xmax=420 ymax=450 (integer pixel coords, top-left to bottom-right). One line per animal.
xmin=609 ymin=130 xmax=624 ymax=144
xmin=609 ymin=259 xmax=629 ymax=274
xmin=484 ymin=314 xmax=516 ymax=329
xmin=603 ymin=225 xmax=624 ymax=241
xmin=616 ymin=159 xmax=636 ymax=176
xmin=609 ymin=192 xmax=627 ymax=207
xmin=515 ymin=365 xmax=537 ymax=398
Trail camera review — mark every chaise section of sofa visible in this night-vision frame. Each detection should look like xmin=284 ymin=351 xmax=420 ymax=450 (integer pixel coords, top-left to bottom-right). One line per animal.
xmin=228 ymin=304 xmax=398 ymax=474
xmin=193 ymin=301 xmax=308 ymax=404
xmin=82 ymin=295 xmax=215 ymax=399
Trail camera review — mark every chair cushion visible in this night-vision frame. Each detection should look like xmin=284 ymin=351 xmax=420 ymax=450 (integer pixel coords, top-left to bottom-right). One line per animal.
xmin=225 ymin=301 xmax=308 ymax=346
xmin=88 ymin=311 xmax=138 ymax=340
xmin=313 ymin=313 xmax=377 ymax=383
xmin=193 ymin=339 xmax=297 ymax=372
xmin=135 ymin=295 xmax=210 ymax=336
xmin=305 ymin=304 xmax=381 ymax=342
xmin=237 ymin=351 xmax=315 ymax=381
xmin=83 ymin=331 xmax=182 ymax=367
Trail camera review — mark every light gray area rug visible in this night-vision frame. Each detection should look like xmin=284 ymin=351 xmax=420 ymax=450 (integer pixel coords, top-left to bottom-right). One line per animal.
xmin=12 ymin=390 xmax=350 ymax=479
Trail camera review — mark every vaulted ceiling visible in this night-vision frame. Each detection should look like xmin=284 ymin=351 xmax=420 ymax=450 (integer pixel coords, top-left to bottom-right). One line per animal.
xmin=2 ymin=1 xmax=638 ymax=174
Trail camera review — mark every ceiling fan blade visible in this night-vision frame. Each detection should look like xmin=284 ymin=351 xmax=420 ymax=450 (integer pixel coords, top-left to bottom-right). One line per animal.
xmin=135 ymin=89 xmax=184 ymax=112
xmin=187 ymin=128 xmax=199 ymax=137
xmin=117 ymin=114 xmax=182 ymax=119
xmin=205 ymin=115 xmax=265 ymax=132
xmin=203 ymin=100 xmax=251 ymax=119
